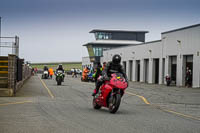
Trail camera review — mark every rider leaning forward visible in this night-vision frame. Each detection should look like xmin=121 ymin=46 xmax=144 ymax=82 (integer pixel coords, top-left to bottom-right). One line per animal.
xmin=56 ymin=64 xmax=65 ymax=81
xmin=92 ymin=54 xmax=128 ymax=96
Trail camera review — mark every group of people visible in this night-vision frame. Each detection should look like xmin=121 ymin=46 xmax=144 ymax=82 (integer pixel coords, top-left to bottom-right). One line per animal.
xmin=71 ymin=68 xmax=78 ymax=78
xmin=165 ymin=67 xmax=192 ymax=87
xmin=43 ymin=64 xmax=65 ymax=79
xmin=43 ymin=66 xmax=54 ymax=79
xmin=82 ymin=62 xmax=107 ymax=81
xmin=31 ymin=67 xmax=38 ymax=75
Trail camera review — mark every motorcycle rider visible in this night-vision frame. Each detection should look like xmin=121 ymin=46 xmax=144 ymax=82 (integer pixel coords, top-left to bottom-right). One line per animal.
xmin=92 ymin=54 xmax=128 ymax=96
xmin=56 ymin=64 xmax=64 ymax=72
xmin=43 ymin=65 xmax=49 ymax=71
xmin=82 ymin=67 xmax=90 ymax=81
xmin=43 ymin=65 xmax=49 ymax=77
xmin=56 ymin=64 xmax=65 ymax=81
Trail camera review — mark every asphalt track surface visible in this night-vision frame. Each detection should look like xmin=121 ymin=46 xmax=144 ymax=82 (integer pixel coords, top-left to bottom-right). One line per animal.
xmin=0 ymin=75 xmax=200 ymax=133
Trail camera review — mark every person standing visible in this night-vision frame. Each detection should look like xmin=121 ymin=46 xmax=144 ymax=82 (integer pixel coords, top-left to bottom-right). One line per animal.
xmin=72 ymin=68 xmax=77 ymax=78
xmin=31 ymin=68 xmax=34 ymax=76
xmin=49 ymin=68 xmax=54 ymax=79
xmin=188 ymin=69 xmax=192 ymax=87
xmin=186 ymin=67 xmax=192 ymax=87
xmin=82 ymin=67 xmax=89 ymax=81
xmin=34 ymin=67 xmax=38 ymax=75
xmin=102 ymin=62 xmax=107 ymax=70
xmin=94 ymin=62 xmax=102 ymax=84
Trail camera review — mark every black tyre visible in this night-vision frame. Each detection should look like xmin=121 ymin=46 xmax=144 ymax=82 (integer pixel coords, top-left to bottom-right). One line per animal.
xmin=57 ymin=77 xmax=62 ymax=85
xmin=108 ymin=94 xmax=121 ymax=114
xmin=57 ymin=80 xmax=62 ymax=85
xmin=44 ymin=74 xmax=48 ymax=79
xmin=93 ymin=98 xmax=101 ymax=109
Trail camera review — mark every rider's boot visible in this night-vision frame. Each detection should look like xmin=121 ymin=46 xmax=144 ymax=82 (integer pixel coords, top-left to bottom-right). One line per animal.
xmin=92 ymin=89 xmax=97 ymax=96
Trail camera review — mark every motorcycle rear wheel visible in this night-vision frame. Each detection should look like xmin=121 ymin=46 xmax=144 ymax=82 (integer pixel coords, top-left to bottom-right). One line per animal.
xmin=93 ymin=98 xmax=101 ymax=109
xmin=109 ymin=94 xmax=121 ymax=114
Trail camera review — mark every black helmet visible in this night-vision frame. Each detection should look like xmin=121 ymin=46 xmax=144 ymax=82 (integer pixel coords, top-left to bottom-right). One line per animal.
xmin=112 ymin=54 xmax=121 ymax=65
xmin=58 ymin=64 xmax=62 ymax=68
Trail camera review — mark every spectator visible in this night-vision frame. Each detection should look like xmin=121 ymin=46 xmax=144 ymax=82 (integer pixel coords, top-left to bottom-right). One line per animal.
xmin=49 ymin=68 xmax=54 ymax=79
xmin=186 ymin=67 xmax=192 ymax=87
xmin=72 ymin=68 xmax=77 ymax=78
xmin=102 ymin=62 xmax=107 ymax=70
xmin=34 ymin=67 xmax=38 ymax=75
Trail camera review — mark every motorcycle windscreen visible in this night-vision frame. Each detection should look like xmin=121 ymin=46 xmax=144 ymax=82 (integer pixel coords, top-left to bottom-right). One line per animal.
xmin=57 ymin=70 xmax=63 ymax=73
xmin=44 ymin=71 xmax=48 ymax=74
xmin=110 ymin=73 xmax=128 ymax=89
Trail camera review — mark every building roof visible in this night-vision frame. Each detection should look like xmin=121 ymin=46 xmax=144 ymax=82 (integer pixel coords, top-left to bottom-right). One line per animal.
xmin=89 ymin=29 xmax=149 ymax=33
xmin=83 ymin=40 xmax=142 ymax=46
xmin=104 ymin=40 xmax=162 ymax=50
xmin=141 ymin=40 xmax=162 ymax=45
xmin=162 ymin=23 xmax=200 ymax=34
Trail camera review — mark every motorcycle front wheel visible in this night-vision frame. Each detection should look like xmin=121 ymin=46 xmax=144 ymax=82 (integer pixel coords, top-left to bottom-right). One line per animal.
xmin=57 ymin=77 xmax=62 ymax=85
xmin=108 ymin=94 xmax=121 ymax=114
xmin=93 ymin=98 xmax=101 ymax=109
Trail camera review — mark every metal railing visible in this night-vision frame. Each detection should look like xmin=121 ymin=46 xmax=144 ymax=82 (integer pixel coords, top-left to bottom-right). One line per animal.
xmin=0 ymin=36 xmax=19 ymax=56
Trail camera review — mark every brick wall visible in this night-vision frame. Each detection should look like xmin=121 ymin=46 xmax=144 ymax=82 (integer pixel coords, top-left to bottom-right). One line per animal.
xmin=8 ymin=54 xmax=16 ymax=96
xmin=7 ymin=54 xmax=31 ymax=96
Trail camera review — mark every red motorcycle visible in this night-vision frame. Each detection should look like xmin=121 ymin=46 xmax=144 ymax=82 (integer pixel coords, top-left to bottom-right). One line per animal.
xmin=93 ymin=73 xmax=128 ymax=113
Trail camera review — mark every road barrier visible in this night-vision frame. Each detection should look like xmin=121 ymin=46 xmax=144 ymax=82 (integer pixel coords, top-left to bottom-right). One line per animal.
xmin=0 ymin=54 xmax=31 ymax=96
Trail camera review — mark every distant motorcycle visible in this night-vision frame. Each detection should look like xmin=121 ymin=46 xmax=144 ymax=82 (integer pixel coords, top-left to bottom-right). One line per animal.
xmin=165 ymin=75 xmax=171 ymax=86
xmin=88 ymin=73 xmax=95 ymax=82
xmin=92 ymin=73 xmax=128 ymax=114
xmin=42 ymin=70 xmax=49 ymax=79
xmin=56 ymin=70 xmax=64 ymax=85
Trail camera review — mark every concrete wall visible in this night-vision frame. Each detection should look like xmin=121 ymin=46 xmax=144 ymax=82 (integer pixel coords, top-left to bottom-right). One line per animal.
xmin=1 ymin=54 xmax=32 ymax=96
xmin=102 ymin=25 xmax=200 ymax=88
xmin=162 ymin=26 xmax=200 ymax=87
xmin=102 ymin=41 xmax=162 ymax=84
xmin=8 ymin=55 xmax=16 ymax=95
xmin=16 ymin=64 xmax=32 ymax=93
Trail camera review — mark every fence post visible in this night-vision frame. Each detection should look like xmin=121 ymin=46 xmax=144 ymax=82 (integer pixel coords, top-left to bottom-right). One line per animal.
xmin=15 ymin=36 xmax=19 ymax=57
xmin=8 ymin=54 xmax=16 ymax=96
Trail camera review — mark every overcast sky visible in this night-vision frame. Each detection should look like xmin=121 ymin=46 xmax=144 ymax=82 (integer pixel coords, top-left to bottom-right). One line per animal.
xmin=0 ymin=0 xmax=200 ymax=63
